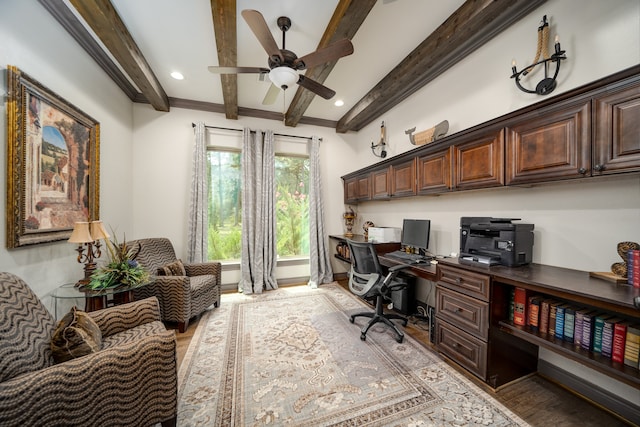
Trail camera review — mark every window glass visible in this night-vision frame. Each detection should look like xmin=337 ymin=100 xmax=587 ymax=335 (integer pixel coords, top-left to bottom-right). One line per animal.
xmin=207 ymin=149 xmax=309 ymax=261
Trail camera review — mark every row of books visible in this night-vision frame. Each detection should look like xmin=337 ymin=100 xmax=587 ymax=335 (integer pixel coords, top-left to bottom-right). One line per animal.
xmin=629 ymin=249 xmax=640 ymax=287
xmin=509 ymin=287 xmax=640 ymax=369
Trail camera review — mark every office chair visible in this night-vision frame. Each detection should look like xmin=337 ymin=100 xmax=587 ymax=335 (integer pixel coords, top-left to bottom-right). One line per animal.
xmin=346 ymin=240 xmax=412 ymax=343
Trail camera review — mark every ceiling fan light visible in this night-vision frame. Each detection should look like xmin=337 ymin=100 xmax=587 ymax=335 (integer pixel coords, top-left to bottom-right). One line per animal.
xmin=269 ymin=67 xmax=298 ymax=90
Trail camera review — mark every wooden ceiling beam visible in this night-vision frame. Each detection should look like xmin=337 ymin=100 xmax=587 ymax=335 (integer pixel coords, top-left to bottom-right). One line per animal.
xmin=336 ymin=0 xmax=547 ymax=133
xmin=38 ymin=0 xmax=139 ymax=101
xmin=211 ymin=0 xmax=238 ymax=120
xmin=284 ymin=0 xmax=377 ymax=128
xmin=69 ymin=0 xmax=170 ymax=112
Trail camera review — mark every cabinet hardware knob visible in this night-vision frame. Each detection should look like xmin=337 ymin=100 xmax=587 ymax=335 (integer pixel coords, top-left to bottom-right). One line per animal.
xmin=455 ymin=278 xmax=462 ymax=284
xmin=593 ymin=164 xmax=604 ymax=172
xmin=578 ymin=167 xmax=587 ymax=175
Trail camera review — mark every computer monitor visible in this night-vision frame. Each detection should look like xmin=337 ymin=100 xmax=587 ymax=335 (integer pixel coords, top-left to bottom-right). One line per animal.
xmin=401 ymin=219 xmax=431 ymax=252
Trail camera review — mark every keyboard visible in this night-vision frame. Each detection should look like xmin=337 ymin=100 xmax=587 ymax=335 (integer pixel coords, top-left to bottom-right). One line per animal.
xmin=385 ymin=250 xmax=431 ymax=263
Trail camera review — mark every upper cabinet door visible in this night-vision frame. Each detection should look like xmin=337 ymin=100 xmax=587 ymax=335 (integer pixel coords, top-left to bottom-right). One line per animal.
xmin=371 ymin=168 xmax=391 ymax=199
xmin=344 ymin=175 xmax=370 ymax=203
xmin=417 ymin=146 xmax=453 ymax=195
xmin=454 ymin=130 xmax=505 ymax=190
xmin=391 ymin=159 xmax=417 ymax=197
xmin=505 ymin=100 xmax=591 ymax=185
xmin=593 ymin=82 xmax=640 ymax=175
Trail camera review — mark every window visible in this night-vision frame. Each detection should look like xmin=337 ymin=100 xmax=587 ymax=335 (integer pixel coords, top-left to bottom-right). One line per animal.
xmin=207 ymin=149 xmax=309 ymax=261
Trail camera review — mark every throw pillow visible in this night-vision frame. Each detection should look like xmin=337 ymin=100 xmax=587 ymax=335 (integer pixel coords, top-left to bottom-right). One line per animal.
xmin=50 ymin=306 xmax=102 ymax=363
xmin=160 ymin=259 xmax=186 ymax=276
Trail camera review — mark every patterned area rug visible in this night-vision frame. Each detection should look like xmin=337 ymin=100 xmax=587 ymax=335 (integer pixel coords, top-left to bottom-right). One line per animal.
xmin=177 ymin=283 xmax=529 ymax=426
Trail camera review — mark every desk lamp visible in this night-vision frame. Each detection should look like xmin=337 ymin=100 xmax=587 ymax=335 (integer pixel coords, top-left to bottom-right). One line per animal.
xmin=68 ymin=220 xmax=109 ymax=286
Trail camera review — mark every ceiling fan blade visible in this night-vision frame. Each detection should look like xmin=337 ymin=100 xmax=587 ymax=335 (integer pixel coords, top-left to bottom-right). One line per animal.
xmin=208 ymin=66 xmax=269 ymax=74
xmin=262 ymin=83 xmax=280 ymax=105
xmin=293 ymin=39 xmax=354 ymax=70
xmin=297 ymin=75 xmax=336 ymax=100
xmin=241 ymin=9 xmax=283 ymax=64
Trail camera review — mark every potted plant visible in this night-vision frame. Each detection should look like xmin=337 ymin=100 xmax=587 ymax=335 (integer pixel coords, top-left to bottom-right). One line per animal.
xmin=87 ymin=235 xmax=150 ymax=290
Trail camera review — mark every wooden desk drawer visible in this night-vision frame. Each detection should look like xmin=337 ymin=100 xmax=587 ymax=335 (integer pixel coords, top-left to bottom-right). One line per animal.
xmin=438 ymin=265 xmax=490 ymax=301
xmin=436 ymin=286 xmax=489 ymax=340
xmin=436 ymin=319 xmax=487 ymax=380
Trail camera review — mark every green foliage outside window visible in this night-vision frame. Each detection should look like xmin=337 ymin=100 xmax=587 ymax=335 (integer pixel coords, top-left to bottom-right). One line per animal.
xmin=207 ymin=150 xmax=309 ymax=261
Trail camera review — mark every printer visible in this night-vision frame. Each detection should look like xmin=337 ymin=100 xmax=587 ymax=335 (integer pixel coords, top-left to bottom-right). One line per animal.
xmin=459 ymin=217 xmax=534 ymax=267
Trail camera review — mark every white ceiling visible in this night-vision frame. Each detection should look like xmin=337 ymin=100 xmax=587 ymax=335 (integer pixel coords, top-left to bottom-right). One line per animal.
xmin=104 ymin=0 xmax=466 ymax=122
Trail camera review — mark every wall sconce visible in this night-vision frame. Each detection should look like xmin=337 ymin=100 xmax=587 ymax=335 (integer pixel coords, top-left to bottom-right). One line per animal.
xmin=68 ymin=220 xmax=109 ymax=286
xmin=371 ymin=121 xmax=387 ymax=158
xmin=510 ymin=15 xmax=566 ymax=95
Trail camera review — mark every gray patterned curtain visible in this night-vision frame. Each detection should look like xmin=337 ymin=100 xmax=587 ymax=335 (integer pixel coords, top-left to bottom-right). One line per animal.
xmin=238 ymin=128 xmax=277 ymax=294
xmin=308 ymin=136 xmax=333 ymax=288
xmin=187 ymin=121 xmax=208 ymax=263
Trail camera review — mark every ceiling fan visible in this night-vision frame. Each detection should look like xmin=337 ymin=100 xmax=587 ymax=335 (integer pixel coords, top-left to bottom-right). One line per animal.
xmin=208 ymin=9 xmax=354 ymax=105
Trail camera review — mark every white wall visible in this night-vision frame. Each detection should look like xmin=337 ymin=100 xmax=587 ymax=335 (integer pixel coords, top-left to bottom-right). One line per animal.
xmin=0 ymin=1 xmax=135 ymax=303
xmin=333 ymin=0 xmax=640 ymax=405
xmin=131 ymin=104 xmax=358 ymax=284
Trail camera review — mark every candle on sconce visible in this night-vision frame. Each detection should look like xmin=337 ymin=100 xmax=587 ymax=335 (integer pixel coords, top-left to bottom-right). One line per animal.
xmin=554 ymin=35 xmax=561 ymax=54
xmin=511 ymin=59 xmax=517 ymax=74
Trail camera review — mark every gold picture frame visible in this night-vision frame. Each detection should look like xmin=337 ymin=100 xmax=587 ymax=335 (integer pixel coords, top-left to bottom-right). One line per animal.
xmin=6 ymin=65 xmax=100 ymax=248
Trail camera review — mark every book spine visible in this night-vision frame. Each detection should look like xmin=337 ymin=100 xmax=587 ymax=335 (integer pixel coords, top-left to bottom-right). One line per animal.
xmin=549 ymin=303 xmax=558 ymax=337
xmin=528 ymin=296 xmax=541 ymax=332
xmin=563 ymin=307 xmax=576 ymax=343
xmin=601 ymin=317 xmax=618 ymax=358
xmin=627 ymin=250 xmax=635 ymax=286
xmin=508 ymin=288 xmax=515 ymax=322
xmin=555 ymin=305 xmax=566 ymax=340
xmin=539 ymin=299 xmax=551 ymax=336
xmin=513 ymin=287 xmax=527 ymax=326
xmin=612 ymin=322 xmax=628 ymax=363
xmin=629 ymin=250 xmax=640 ymax=288
xmin=593 ymin=315 xmax=610 ymax=354
xmin=574 ymin=309 xmax=586 ymax=347
xmin=624 ymin=325 xmax=640 ymax=367
xmin=581 ymin=312 xmax=595 ymax=351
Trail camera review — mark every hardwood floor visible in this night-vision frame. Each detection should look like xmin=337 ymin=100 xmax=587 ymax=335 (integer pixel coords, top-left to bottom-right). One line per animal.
xmin=172 ymin=284 xmax=634 ymax=426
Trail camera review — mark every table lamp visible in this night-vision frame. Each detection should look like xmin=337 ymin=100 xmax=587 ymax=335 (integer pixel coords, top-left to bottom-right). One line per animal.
xmin=69 ymin=220 xmax=110 ymax=286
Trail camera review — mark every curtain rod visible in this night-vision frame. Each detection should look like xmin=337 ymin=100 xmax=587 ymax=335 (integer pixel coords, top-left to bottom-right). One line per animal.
xmin=192 ymin=123 xmax=321 ymax=141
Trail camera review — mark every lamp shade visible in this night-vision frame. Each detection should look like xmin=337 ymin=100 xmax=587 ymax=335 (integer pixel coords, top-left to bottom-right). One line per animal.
xmin=90 ymin=220 xmax=109 ymax=240
xmin=268 ymin=67 xmax=298 ymax=89
xmin=68 ymin=222 xmax=93 ymax=243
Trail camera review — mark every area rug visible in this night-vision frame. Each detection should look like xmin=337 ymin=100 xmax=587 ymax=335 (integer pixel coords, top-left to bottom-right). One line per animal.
xmin=177 ymin=283 xmax=529 ymax=426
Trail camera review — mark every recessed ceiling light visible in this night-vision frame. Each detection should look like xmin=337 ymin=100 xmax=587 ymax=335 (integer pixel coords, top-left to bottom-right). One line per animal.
xmin=170 ymin=71 xmax=184 ymax=80
xmin=334 ymin=99 xmax=344 ymax=107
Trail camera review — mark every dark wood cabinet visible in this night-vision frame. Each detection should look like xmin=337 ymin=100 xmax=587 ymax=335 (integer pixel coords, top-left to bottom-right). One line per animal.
xmin=453 ymin=129 xmax=505 ymax=190
xmin=506 ymin=100 xmax=591 ymax=185
xmin=371 ymin=168 xmax=390 ymax=199
xmin=344 ymin=175 xmax=370 ymax=203
xmin=417 ymin=147 xmax=452 ymax=195
xmin=593 ymin=81 xmax=640 ymax=175
xmin=341 ymin=67 xmax=640 ymax=203
xmin=435 ymin=263 xmax=537 ymax=387
xmin=390 ymin=158 xmax=416 ymax=197
xmin=435 ymin=259 xmax=640 ymax=392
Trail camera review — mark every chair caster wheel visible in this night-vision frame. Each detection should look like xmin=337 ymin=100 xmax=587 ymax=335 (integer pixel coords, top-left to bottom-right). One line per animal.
xmin=396 ymin=335 xmax=404 ymax=343
xmin=360 ymin=333 xmax=366 ymax=341
xmin=402 ymin=319 xmax=408 ymax=326
xmin=350 ymin=317 xmax=355 ymax=323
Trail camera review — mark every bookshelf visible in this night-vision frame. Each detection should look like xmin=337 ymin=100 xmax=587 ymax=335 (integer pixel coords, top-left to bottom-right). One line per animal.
xmin=498 ymin=318 xmax=640 ymax=388
xmin=435 ymin=258 xmax=640 ymax=392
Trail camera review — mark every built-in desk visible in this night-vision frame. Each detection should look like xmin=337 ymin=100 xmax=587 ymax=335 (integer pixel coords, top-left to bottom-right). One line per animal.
xmin=434 ymin=258 xmax=640 ymax=421
xmin=378 ymin=254 xmax=437 ymax=281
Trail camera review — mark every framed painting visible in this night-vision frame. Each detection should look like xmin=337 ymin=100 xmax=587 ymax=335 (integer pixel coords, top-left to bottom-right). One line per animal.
xmin=6 ymin=65 xmax=100 ymax=248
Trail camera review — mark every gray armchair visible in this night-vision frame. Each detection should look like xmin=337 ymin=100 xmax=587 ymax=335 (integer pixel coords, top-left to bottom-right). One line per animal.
xmin=0 ymin=272 xmax=177 ymax=427
xmin=128 ymin=237 xmax=221 ymax=332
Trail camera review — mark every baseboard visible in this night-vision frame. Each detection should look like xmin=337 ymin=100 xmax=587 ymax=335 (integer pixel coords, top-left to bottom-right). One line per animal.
xmin=538 ymin=359 xmax=640 ymax=425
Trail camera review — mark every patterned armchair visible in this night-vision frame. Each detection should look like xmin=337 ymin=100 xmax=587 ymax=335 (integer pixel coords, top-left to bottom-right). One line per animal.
xmin=0 ymin=272 xmax=177 ymax=427
xmin=129 ymin=237 xmax=221 ymax=332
